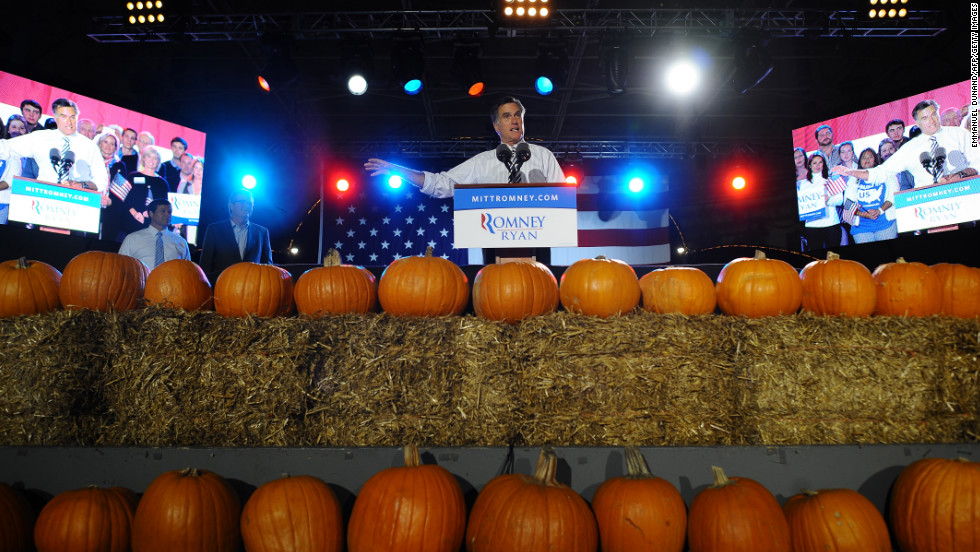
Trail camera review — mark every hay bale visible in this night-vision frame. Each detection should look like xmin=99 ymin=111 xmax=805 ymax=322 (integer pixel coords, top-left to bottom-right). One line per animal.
xmin=511 ymin=311 xmax=743 ymax=446
xmin=304 ymin=314 xmax=467 ymax=446
xmin=102 ymin=308 xmax=310 ymax=446
xmin=0 ymin=310 xmax=111 ymax=445
xmin=736 ymin=315 xmax=980 ymax=445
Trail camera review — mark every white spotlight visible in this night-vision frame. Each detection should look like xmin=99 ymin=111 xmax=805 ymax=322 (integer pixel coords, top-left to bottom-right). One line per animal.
xmin=664 ymin=60 xmax=701 ymax=96
xmin=347 ymin=74 xmax=368 ymax=95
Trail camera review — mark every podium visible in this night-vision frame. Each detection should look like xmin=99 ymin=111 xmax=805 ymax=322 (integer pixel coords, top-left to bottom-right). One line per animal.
xmin=893 ymin=175 xmax=980 ymax=233
xmin=8 ymin=176 xmax=102 ymax=233
xmin=453 ymin=182 xmax=578 ymax=263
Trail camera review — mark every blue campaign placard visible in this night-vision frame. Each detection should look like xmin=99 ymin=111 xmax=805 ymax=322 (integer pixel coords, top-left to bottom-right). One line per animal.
xmin=12 ymin=177 xmax=101 ymax=208
xmin=454 ymin=186 xmax=577 ymax=210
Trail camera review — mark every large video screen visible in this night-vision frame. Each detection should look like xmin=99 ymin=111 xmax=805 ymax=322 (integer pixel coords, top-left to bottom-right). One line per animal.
xmin=792 ymin=80 xmax=978 ymax=251
xmin=0 ymin=70 xmax=207 ymax=244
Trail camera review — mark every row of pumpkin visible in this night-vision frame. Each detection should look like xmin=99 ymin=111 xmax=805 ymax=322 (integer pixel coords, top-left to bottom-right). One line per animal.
xmin=2 ymin=247 xmax=979 ymax=321
xmin=2 ymin=447 xmax=977 ymax=552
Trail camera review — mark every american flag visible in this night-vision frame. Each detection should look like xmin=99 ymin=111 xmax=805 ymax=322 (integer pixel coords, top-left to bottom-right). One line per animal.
xmin=322 ymin=175 xmax=671 ymax=267
xmin=109 ymin=172 xmax=132 ymax=202
xmin=824 ymin=175 xmax=848 ymax=197
xmin=323 ymin=186 xmax=467 ymax=267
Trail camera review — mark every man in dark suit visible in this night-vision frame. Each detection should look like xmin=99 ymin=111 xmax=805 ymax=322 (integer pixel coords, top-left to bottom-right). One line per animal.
xmin=199 ymin=188 xmax=273 ymax=282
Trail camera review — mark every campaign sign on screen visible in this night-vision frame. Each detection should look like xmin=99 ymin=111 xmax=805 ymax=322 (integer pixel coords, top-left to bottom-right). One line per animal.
xmin=168 ymin=193 xmax=201 ymax=225
xmin=893 ymin=177 xmax=980 ymax=233
xmin=453 ymin=185 xmax=578 ymax=249
xmin=8 ymin=176 xmax=101 ymax=233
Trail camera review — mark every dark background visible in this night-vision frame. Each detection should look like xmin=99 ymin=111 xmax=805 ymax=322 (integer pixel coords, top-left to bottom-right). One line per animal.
xmin=1 ymin=0 xmax=975 ymax=269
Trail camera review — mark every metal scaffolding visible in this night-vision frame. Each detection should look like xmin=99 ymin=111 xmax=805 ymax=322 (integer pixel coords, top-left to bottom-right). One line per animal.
xmin=88 ymin=9 xmax=947 ymax=43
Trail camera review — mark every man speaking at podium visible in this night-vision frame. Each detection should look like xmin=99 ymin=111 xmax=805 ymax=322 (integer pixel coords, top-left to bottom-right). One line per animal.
xmin=0 ymin=98 xmax=108 ymax=193
xmin=363 ymin=96 xmax=565 ymax=197
xmin=831 ymin=100 xmax=980 ymax=189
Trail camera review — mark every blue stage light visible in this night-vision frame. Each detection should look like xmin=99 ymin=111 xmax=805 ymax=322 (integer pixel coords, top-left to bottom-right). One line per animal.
xmin=242 ymin=174 xmax=257 ymax=190
xmin=403 ymin=79 xmax=422 ymax=95
xmin=628 ymin=177 xmax=645 ymax=193
xmin=535 ymin=76 xmax=554 ymax=95
xmin=388 ymin=175 xmax=403 ymax=189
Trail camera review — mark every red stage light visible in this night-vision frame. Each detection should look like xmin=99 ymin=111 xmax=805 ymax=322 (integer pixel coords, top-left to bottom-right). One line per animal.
xmin=565 ymin=175 xmax=578 ymax=185
xmin=335 ymin=178 xmax=350 ymax=192
xmin=468 ymin=82 xmax=485 ymax=97
xmin=732 ymin=176 xmax=746 ymax=190
xmin=257 ymin=75 xmax=271 ymax=92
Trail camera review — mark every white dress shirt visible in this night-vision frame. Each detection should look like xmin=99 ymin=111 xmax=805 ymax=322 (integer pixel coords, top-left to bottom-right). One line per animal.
xmin=866 ymin=125 xmax=980 ymax=188
xmin=0 ymin=129 xmax=109 ymax=192
xmin=420 ymin=142 xmax=565 ymax=198
xmin=118 ymin=226 xmax=191 ymax=269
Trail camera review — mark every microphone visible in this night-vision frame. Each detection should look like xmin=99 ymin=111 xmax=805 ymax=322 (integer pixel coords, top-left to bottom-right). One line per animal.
xmin=50 ymin=148 xmax=62 ymax=170
xmin=933 ymin=147 xmax=947 ymax=173
xmin=495 ymin=144 xmax=512 ymax=165
xmin=62 ymin=151 xmax=76 ymax=173
xmin=514 ymin=142 xmax=531 ymax=164
xmin=919 ymin=151 xmax=933 ymax=170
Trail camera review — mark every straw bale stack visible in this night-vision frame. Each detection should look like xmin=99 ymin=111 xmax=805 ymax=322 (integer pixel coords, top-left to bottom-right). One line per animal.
xmin=0 ymin=309 xmax=976 ymax=447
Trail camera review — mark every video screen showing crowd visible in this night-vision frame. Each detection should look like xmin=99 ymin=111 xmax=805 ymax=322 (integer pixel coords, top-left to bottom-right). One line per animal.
xmin=795 ymin=94 xmax=979 ymax=251
xmin=0 ymin=97 xmax=205 ymax=244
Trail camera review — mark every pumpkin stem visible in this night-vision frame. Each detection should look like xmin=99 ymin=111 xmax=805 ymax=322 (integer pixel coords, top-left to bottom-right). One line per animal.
xmin=15 ymin=257 xmax=29 ymax=270
xmin=533 ymin=447 xmax=563 ymax=488
xmin=424 ymin=246 xmax=435 ymax=258
xmin=754 ymin=250 xmax=767 ymax=260
xmin=404 ymin=444 xmax=421 ymax=468
xmin=826 ymin=251 xmax=840 ymax=261
xmin=324 ymin=249 xmax=341 ymax=267
xmin=801 ymin=489 xmax=819 ymax=497
xmin=594 ymin=255 xmax=607 ymax=260
xmin=710 ymin=465 xmax=734 ymax=488
xmin=624 ymin=446 xmax=653 ymax=478
xmin=178 ymin=467 xmax=201 ymax=478
xmin=896 ymin=257 xmax=906 ymax=263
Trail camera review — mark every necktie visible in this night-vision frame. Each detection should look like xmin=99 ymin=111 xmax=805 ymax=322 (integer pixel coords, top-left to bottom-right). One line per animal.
xmin=508 ymin=157 xmax=521 ymax=184
xmin=930 ymin=136 xmax=946 ymax=177
xmin=236 ymin=225 xmax=247 ymax=258
xmin=57 ymin=137 xmax=70 ymax=183
xmin=154 ymin=231 xmax=165 ymax=269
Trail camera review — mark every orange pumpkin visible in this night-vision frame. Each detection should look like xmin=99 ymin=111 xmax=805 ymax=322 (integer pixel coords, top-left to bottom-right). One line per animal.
xmin=213 ymin=262 xmax=295 ymax=317
xmin=799 ymin=251 xmax=876 ymax=316
xmin=559 ymin=255 xmax=641 ymax=318
xmin=34 ymin=486 xmax=138 ymax=552
xmin=466 ymin=448 xmax=599 ymax=552
xmin=472 ymin=260 xmax=559 ymax=323
xmin=639 ymin=266 xmax=716 ymax=315
xmin=294 ymin=249 xmax=377 ymax=316
xmin=931 ymin=262 xmax=980 ymax=318
xmin=783 ymin=488 xmax=890 ymax=552
xmin=144 ymin=259 xmax=213 ymax=311
xmin=591 ymin=447 xmax=686 ymax=552
xmin=687 ymin=465 xmax=790 ymax=552
xmin=59 ymin=251 xmax=148 ymax=312
xmin=131 ymin=468 xmax=241 ymax=552
xmin=889 ymin=457 xmax=980 ymax=552
xmin=871 ymin=257 xmax=941 ymax=316
xmin=0 ymin=483 xmax=35 ymax=552
xmin=348 ymin=445 xmax=465 ymax=552
xmin=241 ymin=474 xmax=343 ymax=552
xmin=716 ymin=250 xmax=802 ymax=317
xmin=378 ymin=246 xmax=469 ymax=317
xmin=0 ymin=257 xmax=62 ymax=317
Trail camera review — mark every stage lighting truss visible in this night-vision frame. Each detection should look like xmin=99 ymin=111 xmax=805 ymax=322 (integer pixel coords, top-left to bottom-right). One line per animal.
xmin=391 ymin=38 xmax=426 ymax=96
xmin=498 ymin=0 xmax=551 ymax=22
xmin=125 ymin=0 xmax=165 ymax=24
xmin=868 ymin=0 xmax=909 ymax=19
